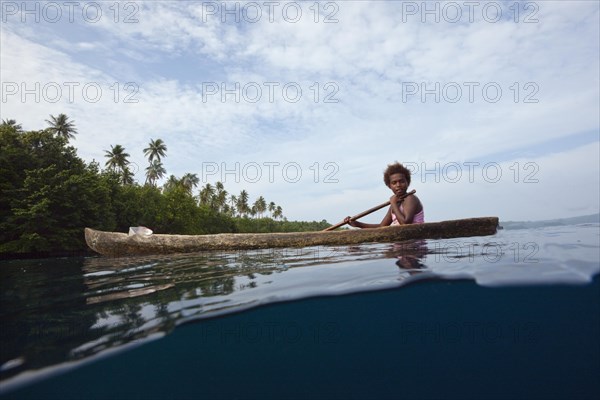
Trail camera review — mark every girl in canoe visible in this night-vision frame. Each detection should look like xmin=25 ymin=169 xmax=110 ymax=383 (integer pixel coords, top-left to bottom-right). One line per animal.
xmin=344 ymin=162 xmax=424 ymax=228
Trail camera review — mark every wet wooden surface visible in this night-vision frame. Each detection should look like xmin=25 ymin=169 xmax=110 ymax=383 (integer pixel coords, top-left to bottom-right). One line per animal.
xmin=85 ymin=217 xmax=499 ymax=257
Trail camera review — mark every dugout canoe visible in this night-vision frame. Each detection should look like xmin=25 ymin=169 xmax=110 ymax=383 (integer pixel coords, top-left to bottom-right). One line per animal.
xmin=85 ymin=217 xmax=499 ymax=257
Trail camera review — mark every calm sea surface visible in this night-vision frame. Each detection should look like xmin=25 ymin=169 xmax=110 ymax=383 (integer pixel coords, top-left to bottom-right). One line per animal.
xmin=1 ymin=218 xmax=599 ymax=399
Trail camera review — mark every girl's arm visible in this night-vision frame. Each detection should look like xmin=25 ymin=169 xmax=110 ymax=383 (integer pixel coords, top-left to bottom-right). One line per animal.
xmin=345 ymin=208 xmax=392 ymax=229
xmin=379 ymin=207 xmax=393 ymax=226
xmin=389 ymin=195 xmax=403 ymax=224
xmin=392 ymin=195 xmax=421 ymax=224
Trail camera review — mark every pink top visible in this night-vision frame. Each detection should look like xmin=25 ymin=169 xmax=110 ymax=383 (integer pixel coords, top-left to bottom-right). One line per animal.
xmin=391 ymin=203 xmax=425 ymax=225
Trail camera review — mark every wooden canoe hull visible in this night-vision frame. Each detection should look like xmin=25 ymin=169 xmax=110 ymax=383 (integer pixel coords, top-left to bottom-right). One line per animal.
xmin=85 ymin=217 xmax=499 ymax=257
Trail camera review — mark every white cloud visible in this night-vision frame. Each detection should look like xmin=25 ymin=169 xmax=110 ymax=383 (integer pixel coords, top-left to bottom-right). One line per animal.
xmin=1 ymin=0 xmax=598 ymax=223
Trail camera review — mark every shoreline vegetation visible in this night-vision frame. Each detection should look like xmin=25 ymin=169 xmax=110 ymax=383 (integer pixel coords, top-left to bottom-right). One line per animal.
xmin=0 ymin=115 xmax=330 ymax=258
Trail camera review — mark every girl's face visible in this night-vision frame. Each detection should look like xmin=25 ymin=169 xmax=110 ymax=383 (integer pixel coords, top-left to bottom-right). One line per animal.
xmin=389 ymin=173 xmax=409 ymax=195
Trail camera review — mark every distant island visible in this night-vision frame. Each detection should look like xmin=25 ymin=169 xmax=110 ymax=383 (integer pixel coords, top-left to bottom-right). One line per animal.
xmin=500 ymin=214 xmax=600 ymax=230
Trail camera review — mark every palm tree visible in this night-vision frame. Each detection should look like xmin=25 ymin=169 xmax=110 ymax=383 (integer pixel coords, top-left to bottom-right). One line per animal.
xmin=143 ymin=138 xmax=167 ymax=163
xmin=163 ymin=175 xmax=181 ymax=192
xmin=237 ymin=190 xmax=249 ymax=217
xmin=199 ymin=183 xmax=215 ymax=207
xmin=1 ymin=119 xmax=22 ymax=132
xmin=104 ymin=144 xmax=133 ymax=184
xmin=121 ymin=167 xmax=135 ymax=185
xmin=273 ymin=206 xmax=283 ymax=220
xmin=268 ymin=201 xmax=276 ymax=218
xmin=222 ymin=204 xmax=231 ymax=215
xmin=145 ymin=160 xmax=166 ymax=186
xmin=254 ymin=196 xmax=267 ymax=218
xmin=215 ymin=181 xmax=228 ymax=212
xmin=229 ymin=195 xmax=238 ymax=217
xmin=181 ymin=173 xmax=199 ymax=195
xmin=45 ymin=113 xmax=77 ymax=140
xmin=104 ymin=144 xmax=130 ymax=173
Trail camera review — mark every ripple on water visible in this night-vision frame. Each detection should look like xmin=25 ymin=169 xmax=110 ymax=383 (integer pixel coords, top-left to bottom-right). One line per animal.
xmin=1 ymin=223 xmax=598 ymax=393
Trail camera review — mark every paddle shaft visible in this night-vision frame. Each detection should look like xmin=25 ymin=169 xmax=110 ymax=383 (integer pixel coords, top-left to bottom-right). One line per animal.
xmin=323 ymin=190 xmax=416 ymax=231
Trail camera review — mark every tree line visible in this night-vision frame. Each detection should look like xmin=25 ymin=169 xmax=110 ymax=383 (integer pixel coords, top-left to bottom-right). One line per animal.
xmin=104 ymin=134 xmax=284 ymax=220
xmin=0 ymin=115 xmax=329 ymax=256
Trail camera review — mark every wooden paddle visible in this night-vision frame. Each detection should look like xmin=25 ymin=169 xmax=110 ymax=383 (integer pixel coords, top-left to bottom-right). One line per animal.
xmin=323 ymin=190 xmax=416 ymax=231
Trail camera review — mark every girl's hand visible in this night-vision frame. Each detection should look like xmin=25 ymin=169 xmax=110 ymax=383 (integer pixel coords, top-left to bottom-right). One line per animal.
xmin=344 ymin=216 xmax=358 ymax=227
xmin=390 ymin=193 xmax=405 ymax=204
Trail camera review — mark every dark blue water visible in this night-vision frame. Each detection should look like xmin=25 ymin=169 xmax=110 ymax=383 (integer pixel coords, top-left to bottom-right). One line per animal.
xmin=6 ymin=278 xmax=600 ymax=400
xmin=1 ymin=219 xmax=599 ymax=399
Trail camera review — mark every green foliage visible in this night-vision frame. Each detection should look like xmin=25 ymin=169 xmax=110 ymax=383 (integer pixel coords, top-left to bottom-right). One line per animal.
xmin=0 ymin=126 xmax=30 ymax=229
xmin=160 ymin=186 xmax=203 ymax=234
xmin=197 ymin=206 xmax=237 ymax=234
xmin=45 ymin=113 xmax=77 ymax=140
xmin=2 ymin=163 xmax=117 ymax=254
xmin=233 ymin=218 xmax=330 ymax=233
xmin=110 ymin=184 xmax=165 ymax=232
xmin=0 ymin=125 xmax=116 ymax=254
xmin=0 ymin=117 xmax=329 ymax=256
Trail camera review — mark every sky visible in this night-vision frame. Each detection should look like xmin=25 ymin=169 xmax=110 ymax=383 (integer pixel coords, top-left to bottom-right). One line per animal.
xmin=1 ymin=0 xmax=599 ymax=224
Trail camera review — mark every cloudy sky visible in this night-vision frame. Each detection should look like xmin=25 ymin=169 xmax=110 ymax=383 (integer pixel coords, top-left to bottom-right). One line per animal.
xmin=1 ymin=1 xmax=599 ymax=224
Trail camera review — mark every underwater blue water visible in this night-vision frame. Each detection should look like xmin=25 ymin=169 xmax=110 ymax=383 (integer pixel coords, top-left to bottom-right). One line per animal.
xmin=1 ymin=217 xmax=599 ymax=399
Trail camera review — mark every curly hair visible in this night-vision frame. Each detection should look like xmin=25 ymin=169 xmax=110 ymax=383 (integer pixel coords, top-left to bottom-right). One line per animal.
xmin=383 ymin=162 xmax=411 ymax=187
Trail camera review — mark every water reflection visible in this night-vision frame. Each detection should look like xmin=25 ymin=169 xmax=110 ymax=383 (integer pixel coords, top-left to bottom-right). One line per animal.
xmin=2 ymin=224 xmax=599 ymax=391
xmin=390 ymin=240 xmax=429 ymax=271
xmin=2 ymin=245 xmax=425 ymax=385
xmin=0 ymin=258 xmax=99 ymax=384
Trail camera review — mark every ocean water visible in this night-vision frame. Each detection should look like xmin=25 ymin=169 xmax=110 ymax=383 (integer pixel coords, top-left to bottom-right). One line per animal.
xmin=1 ymin=217 xmax=599 ymax=399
